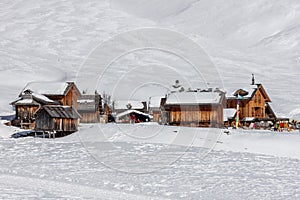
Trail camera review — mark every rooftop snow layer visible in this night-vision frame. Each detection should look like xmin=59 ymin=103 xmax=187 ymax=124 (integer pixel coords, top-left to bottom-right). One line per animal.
xmin=165 ymin=92 xmax=222 ymax=105
xmin=23 ymin=82 xmax=69 ymax=96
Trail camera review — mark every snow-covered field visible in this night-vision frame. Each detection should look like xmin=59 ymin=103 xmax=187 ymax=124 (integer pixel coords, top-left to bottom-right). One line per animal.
xmin=1 ymin=123 xmax=300 ymax=199
xmin=1 ymin=0 xmax=300 ymax=199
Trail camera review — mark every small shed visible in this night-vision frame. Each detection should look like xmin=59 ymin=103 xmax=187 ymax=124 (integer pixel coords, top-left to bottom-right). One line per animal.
xmin=35 ymin=105 xmax=81 ymax=136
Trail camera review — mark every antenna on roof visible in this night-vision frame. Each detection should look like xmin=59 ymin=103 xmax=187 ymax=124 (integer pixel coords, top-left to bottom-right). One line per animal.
xmin=251 ymin=74 xmax=255 ymax=85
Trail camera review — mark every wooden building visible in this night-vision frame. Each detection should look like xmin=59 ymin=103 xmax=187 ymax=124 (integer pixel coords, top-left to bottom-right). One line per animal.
xmin=226 ymin=82 xmax=276 ymax=126
xmin=77 ymin=94 xmax=102 ymax=123
xmin=34 ymin=105 xmax=81 ymax=136
xmin=163 ymin=89 xmax=226 ymax=128
xmin=11 ymin=82 xmax=81 ymax=129
xmin=10 ymin=90 xmax=58 ymax=129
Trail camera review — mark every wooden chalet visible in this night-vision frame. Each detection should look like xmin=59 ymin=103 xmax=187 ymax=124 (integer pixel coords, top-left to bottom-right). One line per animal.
xmin=10 ymin=82 xmax=81 ymax=130
xmin=226 ymin=76 xmax=276 ymax=127
xmin=77 ymin=94 xmax=102 ymax=123
xmin=10 ymin=90 xmax=58 ymax=129
xmin=162 ymin=89 xmax=226 ymax=128
xmin=34 ymin=105 xmax=81 ymax=136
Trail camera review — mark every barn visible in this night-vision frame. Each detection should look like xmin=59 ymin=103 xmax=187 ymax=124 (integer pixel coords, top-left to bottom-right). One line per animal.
xmin=163 ymin=89 xmax=226 ymax=128
xmin=34 ymin=105 xmax=81 ymax=137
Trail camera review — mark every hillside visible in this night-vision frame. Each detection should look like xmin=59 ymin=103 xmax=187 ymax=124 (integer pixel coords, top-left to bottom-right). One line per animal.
xmin=0 ymin=0 xmax=299 ymax=119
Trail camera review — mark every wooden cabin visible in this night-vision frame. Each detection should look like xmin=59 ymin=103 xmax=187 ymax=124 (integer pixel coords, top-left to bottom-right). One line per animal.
xmin=10 ymin=82 xmax=81 ymax=129
xmin=10 ymin=90 xmax=58 ymax=129
xmin=226 ymin=83 xmax=276 ymax=126
xmin=34 ymin=105 xmax=81 ymax=136
xmin=163 ymin=89 xmax=226 ymax=128
xmin=77 ymin=94 xmax=102 ymax=123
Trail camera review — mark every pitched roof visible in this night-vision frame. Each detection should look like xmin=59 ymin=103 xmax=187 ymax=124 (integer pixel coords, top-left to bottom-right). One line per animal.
xmin=116 ymin=109 xmax=152 ymax=120
xmin=227 ymin=84 xmax=271 ymax=102
xmin=39 ymin=105 xmax=81 ymax=119
xmin=11 ymin=93 xmax=56 ymax=106
xmin=21 ymin=82 xmax=80 ymax=97
xmin=165 ymin=91 xmax=224 ymax=105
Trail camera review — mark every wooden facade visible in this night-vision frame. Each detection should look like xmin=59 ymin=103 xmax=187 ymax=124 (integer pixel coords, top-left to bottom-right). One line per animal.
xmin=35 ymin=105 xmax=81 ymax=135
xmin=77 ymin=94 xmax=102 ymax=123
xmin=14 ymin=102 xmax=39 ymax=129
xmin=163 ymin=90 xmax=226 ymax=128
xmin=227 ymin=84 xmax=276 ymax=125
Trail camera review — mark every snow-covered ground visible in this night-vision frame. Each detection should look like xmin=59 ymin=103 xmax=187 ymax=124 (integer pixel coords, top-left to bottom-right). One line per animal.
xmin=1 ymin=0 xmax=300 ymax=199
xmin=1 ymin=123 xmax=300 ymax=199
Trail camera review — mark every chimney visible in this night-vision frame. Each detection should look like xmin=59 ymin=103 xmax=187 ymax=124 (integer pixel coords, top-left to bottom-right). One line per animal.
xmin=251 ymin=74 xmax=255 ymax=85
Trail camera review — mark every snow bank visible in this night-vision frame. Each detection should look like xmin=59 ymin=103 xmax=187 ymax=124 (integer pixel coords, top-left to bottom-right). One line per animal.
xmin=0 ymin=121 xmax=20 ymax=138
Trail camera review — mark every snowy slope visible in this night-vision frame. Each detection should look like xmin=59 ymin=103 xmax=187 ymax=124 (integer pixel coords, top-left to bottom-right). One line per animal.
xmin=110 ymin=0 xmax=300 ymax=118
xmin=0 ymin=0 xmax=299 ymax=119
xmin=1 ymin=1 xmax=300 ymax=199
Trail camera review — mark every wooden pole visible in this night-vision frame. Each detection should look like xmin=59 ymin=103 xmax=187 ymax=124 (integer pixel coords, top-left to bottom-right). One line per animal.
xmin=236 ymin=100 xmax=240 ymax=129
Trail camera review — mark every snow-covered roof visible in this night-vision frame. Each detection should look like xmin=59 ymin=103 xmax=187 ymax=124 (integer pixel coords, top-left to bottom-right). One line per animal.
xmin=15 ymin=98 xmax=37 ymax=105
xmin=114 ymin=100 xmax=145 ymax=110
xmin=223 ymin=108 xmax=236 ymax=121
xmin=116 ymin=109 xmax=152 ymax=120
xmin=149 ymin=96 xmax=164 ymax=108
xmin=22 ymin=82 xmax=70 ymax=96
xmin=12 ymin=93 xmax=55 ymax=105
xmin=165 ymin=91 xmax=223 ymax=105
xmin=227 ymin=84 xmax=258 ymax=99
xmin=77 ymin=99 xmax=94 ymax=103
xmin=32 ymin=93 xmax=55 ymax=103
